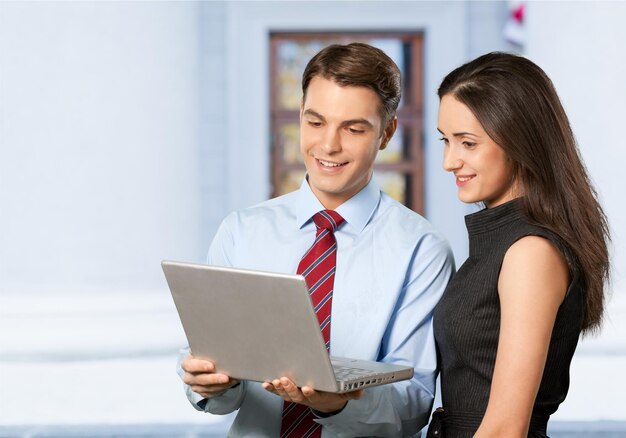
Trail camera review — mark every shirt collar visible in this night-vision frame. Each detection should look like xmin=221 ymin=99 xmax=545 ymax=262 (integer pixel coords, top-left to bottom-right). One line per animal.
xmin=295 ymin=175 xmax=381 ymax=235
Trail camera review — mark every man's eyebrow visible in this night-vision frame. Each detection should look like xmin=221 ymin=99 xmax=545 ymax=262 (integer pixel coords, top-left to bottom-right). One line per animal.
xmin=340 ymin=118 xmax=374 ymax=128
xmin=302 ymin=109 xmax=326 ymax=121
xmin=303 ymin=109 xmax=374 ymax=129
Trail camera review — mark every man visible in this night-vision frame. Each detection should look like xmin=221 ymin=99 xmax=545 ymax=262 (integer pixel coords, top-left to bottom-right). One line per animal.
xmin=179 ymin=42 xmax=454 ymax=437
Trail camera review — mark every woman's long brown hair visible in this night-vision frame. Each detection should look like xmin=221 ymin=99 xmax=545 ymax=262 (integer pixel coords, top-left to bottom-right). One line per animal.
xmin=439 ymin=52 xmax=610 ymax=333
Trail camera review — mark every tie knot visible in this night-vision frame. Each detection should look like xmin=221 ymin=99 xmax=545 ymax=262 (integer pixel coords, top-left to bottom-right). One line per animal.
xmin=312 ymin=210 xmax=345 ymax=232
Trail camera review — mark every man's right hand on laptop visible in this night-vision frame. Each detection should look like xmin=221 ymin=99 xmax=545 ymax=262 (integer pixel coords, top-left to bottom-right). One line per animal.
xmin=182 ymin=353 xmax=240 ymax=398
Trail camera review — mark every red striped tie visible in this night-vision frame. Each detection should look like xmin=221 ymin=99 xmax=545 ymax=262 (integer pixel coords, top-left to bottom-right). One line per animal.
xmin=280 ymin=209 xmax=345 ymax=438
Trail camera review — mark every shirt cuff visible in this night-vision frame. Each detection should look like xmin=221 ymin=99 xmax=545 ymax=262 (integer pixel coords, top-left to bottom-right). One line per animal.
xmin=311 ymin=401 xmax=348 ymax=418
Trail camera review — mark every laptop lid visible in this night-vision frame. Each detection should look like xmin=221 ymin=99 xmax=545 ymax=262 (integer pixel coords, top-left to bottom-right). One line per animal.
xmin=162 ymin=260 xmax=341 ymax=392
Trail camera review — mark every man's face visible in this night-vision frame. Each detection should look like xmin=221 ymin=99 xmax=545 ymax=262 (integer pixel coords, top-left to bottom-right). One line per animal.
xmin=300 ymin=76 xmax=396 ymax=209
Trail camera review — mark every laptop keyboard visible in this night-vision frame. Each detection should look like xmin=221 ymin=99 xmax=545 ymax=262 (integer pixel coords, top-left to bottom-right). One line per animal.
xmin=333 ymin=364 xmax=379 ymax=380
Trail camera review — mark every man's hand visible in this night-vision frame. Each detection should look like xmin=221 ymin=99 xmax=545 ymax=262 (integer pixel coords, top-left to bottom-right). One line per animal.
xmin=262 ymin=377 xmax=363 ymax=414
xmin=181 ymin=354 xmax=240 ymax=399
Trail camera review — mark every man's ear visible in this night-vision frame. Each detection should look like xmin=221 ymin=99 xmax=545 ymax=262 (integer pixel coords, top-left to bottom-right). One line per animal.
xmin=380 ymin=116 xmax=398 ymax=150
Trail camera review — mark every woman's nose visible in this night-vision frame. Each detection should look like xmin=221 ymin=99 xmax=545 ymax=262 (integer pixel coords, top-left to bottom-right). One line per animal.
xmin=443 ymin=147 xmax=462 ymax=172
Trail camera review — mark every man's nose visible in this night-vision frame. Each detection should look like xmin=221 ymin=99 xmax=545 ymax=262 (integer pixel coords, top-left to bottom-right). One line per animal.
xmin=321 ymin=129 xmax=341 ymax=154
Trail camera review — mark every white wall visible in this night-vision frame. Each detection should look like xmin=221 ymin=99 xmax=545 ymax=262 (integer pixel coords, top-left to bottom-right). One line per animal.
xmin=0 ymin=1 xmax=207 ymax=425
xmin=0 ymin=1 xmax=204 ymax=293
xmin=525 ymin=1 xmax=626 ymax=421
xmin=526 ymin=1 xmax=626 ymax=350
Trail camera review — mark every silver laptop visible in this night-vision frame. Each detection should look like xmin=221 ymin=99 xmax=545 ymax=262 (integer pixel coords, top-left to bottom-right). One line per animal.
xmin=162 ymin=260 xmax=414 ymax=393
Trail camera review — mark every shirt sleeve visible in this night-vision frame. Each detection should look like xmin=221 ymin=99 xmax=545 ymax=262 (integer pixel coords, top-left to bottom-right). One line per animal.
xmin=315 ymin=234 xmax=455 ymax=437
xmin=176 ymin=213 xmax=249 ymax=415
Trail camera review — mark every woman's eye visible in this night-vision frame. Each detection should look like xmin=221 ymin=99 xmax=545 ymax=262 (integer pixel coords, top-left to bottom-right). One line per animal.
xmin=439 ymin=137 xmax=449 ymax=144
xmin=463 ymin=141 xmax=476 ymax=148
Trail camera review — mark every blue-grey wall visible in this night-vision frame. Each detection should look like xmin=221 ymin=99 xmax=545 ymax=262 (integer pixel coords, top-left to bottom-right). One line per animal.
xmin=0 ymin=1 xmax=204 ymax=291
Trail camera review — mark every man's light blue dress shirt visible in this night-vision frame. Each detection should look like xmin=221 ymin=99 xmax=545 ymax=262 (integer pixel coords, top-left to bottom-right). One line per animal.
xmin=178 ymin=178 xmax=454 ymax=437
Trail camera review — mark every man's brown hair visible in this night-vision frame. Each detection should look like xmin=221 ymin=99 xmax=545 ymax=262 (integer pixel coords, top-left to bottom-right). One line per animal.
xmin=302 ymin=42 xmax=401 ymax=127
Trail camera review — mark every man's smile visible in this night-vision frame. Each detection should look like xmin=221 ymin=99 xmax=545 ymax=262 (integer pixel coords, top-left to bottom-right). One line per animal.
xmin=317 ymin=158 xmax=348 ymax=168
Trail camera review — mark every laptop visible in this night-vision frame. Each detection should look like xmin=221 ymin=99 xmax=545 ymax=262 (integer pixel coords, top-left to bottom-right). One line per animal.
xmin=162 ymin=260 xmax=414 ymax=393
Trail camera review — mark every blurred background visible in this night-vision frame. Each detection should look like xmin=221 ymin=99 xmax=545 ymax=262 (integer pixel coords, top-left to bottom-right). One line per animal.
xmin=1 ymin=1 xmax=624 ymax=436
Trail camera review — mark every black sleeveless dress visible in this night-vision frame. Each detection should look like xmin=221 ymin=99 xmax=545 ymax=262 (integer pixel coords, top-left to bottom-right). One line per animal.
xmin=430 ymin=199 xmax=584 ymax=437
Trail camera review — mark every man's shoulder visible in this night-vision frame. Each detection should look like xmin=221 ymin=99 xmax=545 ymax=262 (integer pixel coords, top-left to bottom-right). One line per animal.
xmin=222 ymin=191 xmax=298 ymax=225
xmin=375 ymin=193 xmax=452 ymax=251
xmin=377 ymin=193 xmax=436 ymax=230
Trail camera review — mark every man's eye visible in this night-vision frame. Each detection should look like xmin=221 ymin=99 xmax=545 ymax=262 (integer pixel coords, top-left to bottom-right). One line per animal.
xmin=308 ymin=121 xmax=322 ymax=127
xmin=348 ymin=128 xmax=365 ymax=134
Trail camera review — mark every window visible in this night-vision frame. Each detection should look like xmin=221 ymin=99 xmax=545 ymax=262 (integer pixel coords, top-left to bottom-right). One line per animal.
xmin=270 ymin=32 xmax=424 ymax=213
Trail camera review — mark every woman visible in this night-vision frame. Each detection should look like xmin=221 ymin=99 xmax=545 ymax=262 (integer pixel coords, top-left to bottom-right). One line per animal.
xmin=428 ymin=52 xmax=610 ymax=437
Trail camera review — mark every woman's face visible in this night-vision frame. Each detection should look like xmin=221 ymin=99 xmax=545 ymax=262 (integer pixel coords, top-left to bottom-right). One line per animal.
xmin=437 ymin=94 xmax=519 ymax=208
